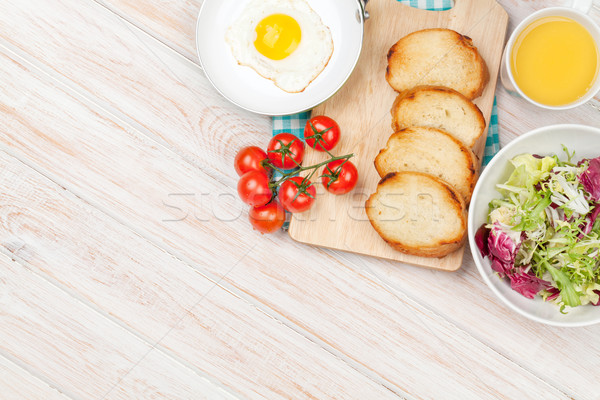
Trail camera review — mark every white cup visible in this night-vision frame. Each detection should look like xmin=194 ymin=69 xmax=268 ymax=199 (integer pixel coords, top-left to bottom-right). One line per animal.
xmin=500 ymin=0 xmax=600 ymax=110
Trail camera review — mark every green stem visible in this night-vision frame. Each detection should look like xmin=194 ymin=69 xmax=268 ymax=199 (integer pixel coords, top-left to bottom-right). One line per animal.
xmin=323 ymin=147 xmax=335 ymax=159
xmin=265 ymin=162 xmax=286 ymax=176
xmin=268 ymin=153 xmax=354 ymax=188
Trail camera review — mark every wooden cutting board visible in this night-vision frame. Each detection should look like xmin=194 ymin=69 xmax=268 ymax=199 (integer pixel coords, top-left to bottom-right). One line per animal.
xmin=288 ymin=0 xmax=508 ymax=271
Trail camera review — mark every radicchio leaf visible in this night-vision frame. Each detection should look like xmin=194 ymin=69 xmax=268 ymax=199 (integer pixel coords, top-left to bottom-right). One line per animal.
xmin=545 ymin=287 xmax=561 ymax=301
xmin=592 ymin=290 xmax=600 ymax=306
xmin=579 ymin=157 xmax=600 ymax=202
xmin=475 ymin=224 xmax=491 ymax=257
xmin=490 ymin=258 xmax=511 ymax=275
xmin=487 ymin=223 xmax=520 ymax=276
xmin=509 ymin=270 xmax=552 ymax=299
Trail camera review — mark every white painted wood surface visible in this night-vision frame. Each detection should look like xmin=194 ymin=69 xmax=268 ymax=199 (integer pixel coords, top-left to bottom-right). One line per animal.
xmin=0 ymin=150 xmax=398 ymax=400
xmin=0 ymin=0 xmax=599 ymax=399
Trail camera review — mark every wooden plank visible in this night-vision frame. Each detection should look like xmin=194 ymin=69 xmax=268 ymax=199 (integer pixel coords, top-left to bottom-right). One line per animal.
xmin=0 ymin=42 xmax=570 ymax=399
xmin=0 ymin=252 xmax=238 ymax=400
xmin=0 ymin=0 xmax=271 ymax=188
xmin=0 ymin=355 xmax=74 ymax=400
xmin=93 ymin=0 xmax=201 ymax=62
xmin=1 ymin=0 xmax=596 ymax=206
xmin=81 ymin=0 xmax=600 ymax=274
xmin=2 ymin=0 xmax=597 ymax=395
xmin=289 ymin=0 xmax=508 ymax=270
xmin=103 ymin=351 xmax=236 ymax=400
xmin=0 ymin=151 xmax=399 ymax=400
xmin=24 ymin=0 xmax=598 ymax=397
xmin=95 ymin=0 xmax=600 ymax=140
xmin=87 ymin=0 xmax=600 ymax=173
xmin=330 ymin=249 xmax=600 ymax=399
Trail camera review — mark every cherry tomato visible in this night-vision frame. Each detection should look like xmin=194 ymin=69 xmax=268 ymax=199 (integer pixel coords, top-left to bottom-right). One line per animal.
xmin=279 ymin=176 xmax=316 ymax=213
xmin=234 ymin=146 xmax=269 ymax=176
xmin=304 ymin=116 xmax=340 ymax=152
xmin=249 ymin=201 xmax=286 ymax=234
xmin=237 ymin=171 xmax=272 ymax=207
xmin=267 ymin=133 xmax=304 ymax=169
xmin=321 ymin=159 xmax=358 ymax=195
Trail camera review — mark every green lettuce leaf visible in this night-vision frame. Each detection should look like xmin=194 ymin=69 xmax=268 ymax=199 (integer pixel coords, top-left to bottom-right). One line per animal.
xmin=505 ymin=155 xmax=557 ymax=188
xmin=546 ymin=265 xmax=581 ymax=307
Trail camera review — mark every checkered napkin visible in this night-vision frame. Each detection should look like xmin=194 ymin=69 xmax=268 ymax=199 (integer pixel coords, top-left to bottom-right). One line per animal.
xmin=273 ymin=0 xmax=501 ymax=227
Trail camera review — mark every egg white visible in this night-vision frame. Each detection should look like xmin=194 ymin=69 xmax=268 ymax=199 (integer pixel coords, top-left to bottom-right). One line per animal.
xmin=225 ymin=0 xmax=334 ymax=93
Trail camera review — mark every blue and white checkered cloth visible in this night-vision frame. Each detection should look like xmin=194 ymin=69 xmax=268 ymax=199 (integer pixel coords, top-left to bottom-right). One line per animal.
xmin=273 ymin=0 xmax=500 ymax=165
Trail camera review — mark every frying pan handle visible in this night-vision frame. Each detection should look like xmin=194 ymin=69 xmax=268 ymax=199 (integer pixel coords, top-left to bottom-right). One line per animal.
xmin=359 ymin=0 xmax=370 ymax=20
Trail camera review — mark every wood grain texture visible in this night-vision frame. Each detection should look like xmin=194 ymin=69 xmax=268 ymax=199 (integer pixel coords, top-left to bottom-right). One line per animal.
xmin=0 ymin=252 xmax=238 ymax=400
xmin=0 ymin=355 xmax=73 ymax=400
xmin=0 ymin=0 xmax=270 ymax=189
xmin=289 ymin=0 xmax=508 ymax=270
xmin=104 ymin=351 xmax=237 ymax=400
xmin=1 ymin=0 xmax=599 ymax=398
xmin=331 ymin=248 xmax=600 ymax=399
xmin=79 ymin=0 xmax=600 ymax=181
xmin=0 ymin=145 xmax=400 ymax=398
xmin=0 ymin=42 xmax=569 ymax=400
xmin=93 ymin=0 xmax=201 ymax=62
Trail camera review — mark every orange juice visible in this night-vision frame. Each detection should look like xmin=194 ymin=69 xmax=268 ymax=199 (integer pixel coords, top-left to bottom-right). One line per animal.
xmin=511 ymin=16 xmax=599 ymax=106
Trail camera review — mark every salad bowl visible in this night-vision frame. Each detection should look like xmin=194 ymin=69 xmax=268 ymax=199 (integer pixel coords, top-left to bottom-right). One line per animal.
xmin=469 ymin=124 xmax=600 ymax=327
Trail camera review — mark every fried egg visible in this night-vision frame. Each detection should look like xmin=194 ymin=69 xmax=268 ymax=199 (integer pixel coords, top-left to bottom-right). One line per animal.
xmin=225 ymin=0 xmax=334 ymax=93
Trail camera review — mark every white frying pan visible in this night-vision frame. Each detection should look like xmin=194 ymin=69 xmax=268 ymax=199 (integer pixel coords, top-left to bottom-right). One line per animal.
xmin=196 ymin=0 xmax=369 ymax=116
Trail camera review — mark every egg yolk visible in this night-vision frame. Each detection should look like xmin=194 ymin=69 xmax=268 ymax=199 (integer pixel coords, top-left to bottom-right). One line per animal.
xmin=254 ymin=14 xmax=301 ymax=60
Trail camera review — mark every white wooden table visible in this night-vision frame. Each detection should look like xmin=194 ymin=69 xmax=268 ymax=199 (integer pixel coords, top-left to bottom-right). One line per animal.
xmin=1 ymin=1 xmax=599 ymax=399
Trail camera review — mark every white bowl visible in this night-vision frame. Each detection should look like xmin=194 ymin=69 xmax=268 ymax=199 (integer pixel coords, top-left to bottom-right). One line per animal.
xmin=196 ymin=0 xmax=365 ymax=116
xmin=468 ymin=124 xmax=600 ymax=327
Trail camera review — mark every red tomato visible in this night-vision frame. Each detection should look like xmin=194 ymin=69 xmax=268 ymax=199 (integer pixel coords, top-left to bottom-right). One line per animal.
xmin=249 ymin=201 xmax=286 ymax=234
xmin=321 ymin=159 xmax=358 ymax=195
xmin=279 ymin=176 xmax=316 ymax=213
xmin=304 ymin=116 xmax=340 ymax=152
xmin=267 ymin=133 xmax=304 ymax=169
xmin=237 ymin=171 xmax=272 ymax=206
xmin=234 ymin=146 xmax=269 ymax=176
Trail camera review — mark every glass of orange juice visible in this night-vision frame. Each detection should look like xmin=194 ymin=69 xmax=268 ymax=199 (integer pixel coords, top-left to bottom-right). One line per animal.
xmin=500 ymin=1 xmax=600 ymax=110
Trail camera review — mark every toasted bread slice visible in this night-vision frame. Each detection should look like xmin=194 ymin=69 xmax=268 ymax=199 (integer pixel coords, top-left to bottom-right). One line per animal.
xmin=374 ymin=127 xmax=478 ymax=203
xmin=386 ymin=29 xmax=489 ymax=99
xmin=391 ymin=86 xmax=486 ymax=148
xmin=365 ymin=172 xmax=467 ymax=258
